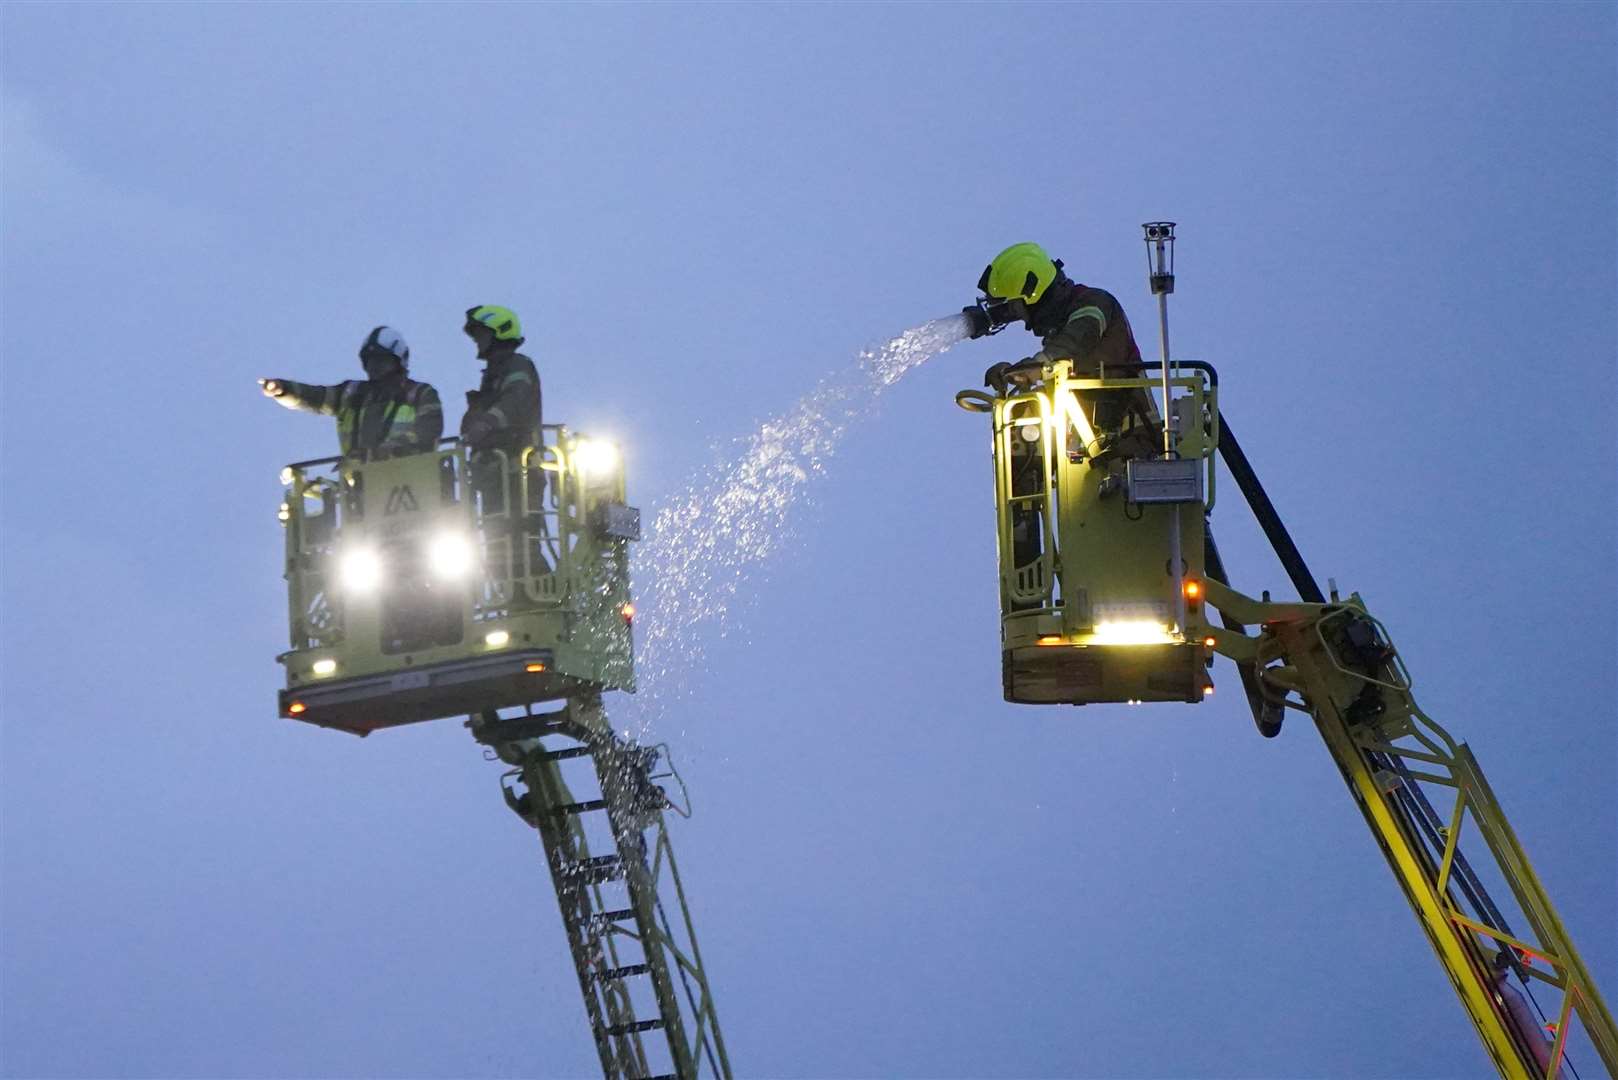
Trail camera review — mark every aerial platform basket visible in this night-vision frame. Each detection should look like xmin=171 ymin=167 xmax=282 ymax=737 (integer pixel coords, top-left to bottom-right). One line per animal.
xmin=275 ymin=429 xmax=640 ymax=735
xmin=956 ymin=359 xmax=1217 ymax=705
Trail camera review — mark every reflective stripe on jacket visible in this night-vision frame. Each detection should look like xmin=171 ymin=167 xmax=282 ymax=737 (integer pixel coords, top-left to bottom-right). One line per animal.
xmin=278 ymin=376 xmax=444 ymax=458
xmin=462 ymin=350 xmax=542 ymax=453
xmin=1032 ymin=282 xmax=1143 ymax=377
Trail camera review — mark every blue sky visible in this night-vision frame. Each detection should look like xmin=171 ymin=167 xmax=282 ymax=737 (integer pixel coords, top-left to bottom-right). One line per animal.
xmin=2 ymin=3 xmax=1613 ymax=1077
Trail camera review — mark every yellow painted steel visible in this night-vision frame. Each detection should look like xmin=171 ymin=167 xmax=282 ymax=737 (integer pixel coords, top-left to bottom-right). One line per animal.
xmin=967 ymin=360 xmax=1219 ymax=704
xmin=276 ymin=426 xmax=636 ymax=732
xmin=1268 ymin=615 xmax=1532 ymax=1078
xmin=1216 ymin=584 xmax=1617 ymax=1079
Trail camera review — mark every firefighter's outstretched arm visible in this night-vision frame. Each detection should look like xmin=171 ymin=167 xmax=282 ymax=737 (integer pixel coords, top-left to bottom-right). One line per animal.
xmin=259 ymin=377 xmax=340 ymax=415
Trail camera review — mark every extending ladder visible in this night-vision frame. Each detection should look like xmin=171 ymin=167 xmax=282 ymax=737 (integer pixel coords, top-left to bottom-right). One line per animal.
xmin=471 ymin=695 xmax=731 ymax=1080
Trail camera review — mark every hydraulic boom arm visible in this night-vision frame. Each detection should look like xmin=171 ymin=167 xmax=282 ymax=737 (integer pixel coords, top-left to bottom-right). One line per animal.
xmin=1206 ymin=410 xmax=1616 ymax=1080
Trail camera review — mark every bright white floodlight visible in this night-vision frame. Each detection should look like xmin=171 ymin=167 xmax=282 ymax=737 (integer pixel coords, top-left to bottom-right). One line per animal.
xmin=339 ymin=547 xmax=383 ymax=593
xmin=574 ymin=439 xmax=620 ymax=480
xmin=428 ymin=531 xmax=476 ymax=581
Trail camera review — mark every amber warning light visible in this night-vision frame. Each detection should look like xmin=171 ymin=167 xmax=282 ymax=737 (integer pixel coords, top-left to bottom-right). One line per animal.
xmin=288 ymin=701 xmax=307 ymax=715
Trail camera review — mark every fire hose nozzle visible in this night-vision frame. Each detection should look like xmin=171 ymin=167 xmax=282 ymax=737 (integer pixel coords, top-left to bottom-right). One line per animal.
xmin=962 ymin=304 xmax=993 ymax=340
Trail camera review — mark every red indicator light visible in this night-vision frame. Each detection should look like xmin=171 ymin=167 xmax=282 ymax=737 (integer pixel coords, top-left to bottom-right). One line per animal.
xmin=620 ymin=603 xmax=635 ymax=622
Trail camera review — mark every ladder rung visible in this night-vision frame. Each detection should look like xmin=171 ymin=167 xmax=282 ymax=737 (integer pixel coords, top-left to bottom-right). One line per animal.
xmin=541 ymin=745 xmax=593 ymax=762
xmin=558 ymin=855 xmax=624 ymax=885
xmin=576 ymin=907 xmax=637 ymax=930
xmin=555 ymin=799 xmax=608 ymax=816
xmin=598 ymin=963 xmax=649 ymax=982
xmin=606 ymin=1018 xmax=664 ymax=1036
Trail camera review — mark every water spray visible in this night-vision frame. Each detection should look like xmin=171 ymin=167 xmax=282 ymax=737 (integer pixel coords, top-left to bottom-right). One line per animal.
xmin=625 ymin=315 xmax=971 ymax=736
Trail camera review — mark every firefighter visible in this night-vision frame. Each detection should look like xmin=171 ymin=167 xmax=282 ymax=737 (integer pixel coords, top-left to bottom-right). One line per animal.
xmin=460 ymin=305 xmax=541 ymax=454
xmin=460 ymin=304 xmax=546 ymax=579
xmin=258 ymin=326 xmax=442 ymax=460
xmin=966 ymin=243 xmax=1158 ymax=576
xmin=966 ymin=241 xmax=1162 ymax=439
xmin=966 ymin=241 xmax=1145 ymax=391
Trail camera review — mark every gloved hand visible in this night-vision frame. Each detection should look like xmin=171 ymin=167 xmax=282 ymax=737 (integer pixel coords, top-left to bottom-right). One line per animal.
xmin=984 ymin=359 xmax=1043 ymax=393
xmin=258 ymin=377 xmax=286 ymax=398
xmin=462 ymin=413 xmax=499 ymax=449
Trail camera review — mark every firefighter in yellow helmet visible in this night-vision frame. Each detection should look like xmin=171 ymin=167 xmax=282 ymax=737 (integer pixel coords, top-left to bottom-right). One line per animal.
xmin=966 ymin=244 xmax=1157 ymax=581
xmin=461 ymin=304 xmax=547 ymax=576
xmin=964 ymin=242 xmax=1145 ymax=393
xmin=460 ymin=305 xmax=541 ymax=453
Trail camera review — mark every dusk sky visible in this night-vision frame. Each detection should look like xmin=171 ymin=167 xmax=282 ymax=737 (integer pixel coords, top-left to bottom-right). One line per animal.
xmin=2 ymin=4 xmax=1613 ymax=1078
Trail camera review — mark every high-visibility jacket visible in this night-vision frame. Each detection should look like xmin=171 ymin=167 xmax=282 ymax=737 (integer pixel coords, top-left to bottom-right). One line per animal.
xmin=1028 ymin=280 xmax=1144 ymax=377
xmin=462 ymin=350 xmax=542 ymax=455
xmin=276 ymin=374 xmax=443 ymax=459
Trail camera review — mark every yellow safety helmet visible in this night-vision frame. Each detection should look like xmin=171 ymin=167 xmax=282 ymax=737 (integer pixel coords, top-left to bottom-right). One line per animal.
xmin=465 ymin=304 xmax=523 ymax=342
xmin=978 ymin=242 xmax=1061 ymax=305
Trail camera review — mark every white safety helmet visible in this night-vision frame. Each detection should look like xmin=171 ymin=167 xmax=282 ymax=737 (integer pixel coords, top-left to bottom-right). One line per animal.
xmin=359 ymin=325 xmax=410 ymax=368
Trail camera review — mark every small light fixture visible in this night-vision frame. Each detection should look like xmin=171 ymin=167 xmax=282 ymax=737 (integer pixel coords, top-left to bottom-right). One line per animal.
xmin=312 ymin=659 xmax=337 ymax=677
xmin=524 ymin=662 xmax=547 ymax=673
xmin=485 ymin=630 xmax=510 ymax=648
xmin=288 ymin=701 xmax=307 ymax=715
xmin=1090 ymin=621 xmax=1175 ymax=646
